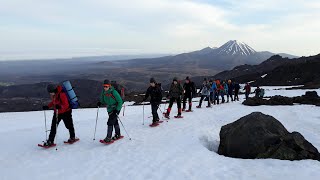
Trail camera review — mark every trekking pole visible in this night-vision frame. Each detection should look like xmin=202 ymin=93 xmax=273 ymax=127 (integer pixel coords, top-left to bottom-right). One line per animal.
xmin=142 ymin=102 xmax=145 ymax=125
xmin=158 ymin=104 xmax=165 ymax=119
xmin=117 ymin=116 xmax=131 ymax=140
xmin=43 ymin=110 xmax=48 ymax=141
xmin=93 ymin=106 xmax=100 ymax=141
xmin=163 ymin=100 xmax=167 ymax=112
xmin=122 ymin=104 xmax=126 ymax=116
xmin=55 ymin=109 xmax=59 ymax=151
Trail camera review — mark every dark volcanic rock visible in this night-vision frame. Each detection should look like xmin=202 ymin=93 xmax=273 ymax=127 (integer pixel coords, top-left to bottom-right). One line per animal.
xmin=242 ymin=97 xmax=268 ymax=106
xmin=293 ymin=91 xmax=320 ymax=106
xmin=257 ymin=132 xmax=320 ymax=160
xmin=268 ymin=96 xmax=294 ymax=105
xmin=243 ymin=91 xmax=320 ymax=106
xmin=242 ymin=96 xmax=293 ymax=106
xmin=304 ymin=91 xmax=318 ymax=98
xmin=218 ymin=112 xmax=289 ymax=159
xmin=218 ymin=112 xmax=320 ymax=161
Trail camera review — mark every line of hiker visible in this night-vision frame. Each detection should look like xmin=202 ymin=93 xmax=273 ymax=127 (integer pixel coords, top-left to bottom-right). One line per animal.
xmin=196 ymin=78 xmax=244 ymax=108
xmin=39 ymin=77 xmax=262 ymax=147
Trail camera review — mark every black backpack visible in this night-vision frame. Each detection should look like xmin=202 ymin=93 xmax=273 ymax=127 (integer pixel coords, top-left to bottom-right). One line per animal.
xmin=156 ymin=83 xmax=163 ymax=100
xmin=111 ymin=81 xmax=125 ymax=100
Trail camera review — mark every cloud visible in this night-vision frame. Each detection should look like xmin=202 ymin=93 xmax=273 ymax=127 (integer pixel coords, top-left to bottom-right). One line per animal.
xmin=0 ymin=0 xmax=319 ymax=60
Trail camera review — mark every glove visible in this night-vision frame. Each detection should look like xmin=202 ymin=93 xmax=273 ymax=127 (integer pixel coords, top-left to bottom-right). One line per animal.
xmin=55 ymin=105 xmax=61 ymax=109
xmin=42 ymin=106 xmax=49 ymax=110
xmin=97 ymin=102 xmax=102 ymax=107
xmin=113 ymin=110 xmax=120 ymax=115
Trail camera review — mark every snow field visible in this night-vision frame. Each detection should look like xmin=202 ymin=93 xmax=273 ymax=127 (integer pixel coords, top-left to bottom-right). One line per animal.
xmin=0 ymin=88 xmax=320 ymax=180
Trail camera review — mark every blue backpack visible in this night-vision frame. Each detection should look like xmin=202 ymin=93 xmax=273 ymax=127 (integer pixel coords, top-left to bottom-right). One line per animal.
xmin=62 ymin=80 xmax=80 ymax=109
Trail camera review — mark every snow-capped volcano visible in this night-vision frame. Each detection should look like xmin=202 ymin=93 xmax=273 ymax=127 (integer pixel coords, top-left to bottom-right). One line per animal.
xmin=217 ymin=40 xmax=256 ymax=56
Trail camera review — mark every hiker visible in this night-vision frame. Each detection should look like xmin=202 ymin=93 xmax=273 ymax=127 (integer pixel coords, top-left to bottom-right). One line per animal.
xmin=254 ymin=86 xmax=261 ymax=98
xmin=259 ymin=88 xmax=265 ymax=98
xmin=211 ymin=80 xmax=217 ymax=105
xmin=214 ymin=80 xmax=220 ymax=104
xmin=42 ymin=84 xmax=77 ymax=147
xmin=244 ymin=83 xmax=251 ymax=100
xmin=218 ymin=80 xmax=225 ymax=103
xmin=182 ymin=76 xmax=196 ymax=112
xmin=234 ymin=82 xmax=240 ymax=101
xmin=143 ymin=78 xmax=162 ymax=125
xmin=97 ymin=79 xmax=123 ymax=143
xmin=197 ymin=78 xmax=211 ymax=108
xmin=164 ymin=77 xmax=184 ymax=118
xmin=227 ymin=80 xmax=234 ymax=102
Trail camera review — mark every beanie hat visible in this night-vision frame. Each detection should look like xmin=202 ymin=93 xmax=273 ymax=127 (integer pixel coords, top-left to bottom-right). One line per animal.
xmin=47 ymin=84 xmax=57 ymax=93
xmin=150 ymin=78 xmax=156 ymax=83
xmin=104 ymin=79 xmax=111 ymax=86
xmin=185 ymin=76 xmax=190 ymax=80
xmin=173 ymin=77 xmax=178 ymax=82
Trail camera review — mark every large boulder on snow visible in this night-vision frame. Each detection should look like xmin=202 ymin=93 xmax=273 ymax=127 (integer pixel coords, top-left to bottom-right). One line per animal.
xmin=218 ymin=112 xmax=320 ymax=161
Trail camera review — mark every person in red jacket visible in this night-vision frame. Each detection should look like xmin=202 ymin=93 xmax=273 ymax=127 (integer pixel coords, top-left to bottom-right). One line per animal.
xmin=244 ymin=83 xmax=251 ymax=100
xmin=42 ymin=84 xmax=76 ymax=146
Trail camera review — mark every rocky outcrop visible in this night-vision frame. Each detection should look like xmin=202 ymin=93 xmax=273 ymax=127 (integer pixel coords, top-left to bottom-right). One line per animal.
xmin=243 ymin=91 xmax=320 ymax=106
xmin=218 ymin=112 xmax=320 ymax=161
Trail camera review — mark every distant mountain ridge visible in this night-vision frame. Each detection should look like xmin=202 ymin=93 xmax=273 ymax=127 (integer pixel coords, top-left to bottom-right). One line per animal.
xmin=212 ymin=54 xmax=320 ymax=87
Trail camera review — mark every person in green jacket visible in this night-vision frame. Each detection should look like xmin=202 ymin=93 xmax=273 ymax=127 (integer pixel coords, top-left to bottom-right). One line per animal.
xmin=97 ymin=79 xmax=123 ymax=143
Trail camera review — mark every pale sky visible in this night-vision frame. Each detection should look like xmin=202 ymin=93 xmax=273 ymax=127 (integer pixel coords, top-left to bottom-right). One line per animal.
xmin=0 ymin=0 xmax=320 ymax=60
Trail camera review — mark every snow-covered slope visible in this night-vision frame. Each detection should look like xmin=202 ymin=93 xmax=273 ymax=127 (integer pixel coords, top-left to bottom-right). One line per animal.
xmin=1 ymin=87 xmax=320 ymax=180
xmin=217 ymin=40 xmax=257 ymax=56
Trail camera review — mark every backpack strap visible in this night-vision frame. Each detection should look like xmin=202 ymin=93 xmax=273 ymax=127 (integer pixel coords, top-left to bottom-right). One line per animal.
xmin=106 ymin=89 xmax=116 ymax=100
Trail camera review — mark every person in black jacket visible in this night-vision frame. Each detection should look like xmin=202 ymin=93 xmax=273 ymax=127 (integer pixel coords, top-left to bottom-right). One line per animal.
xmin=227 ymin=80 xmax=234 ymax=102
xmin=164 ymin=77 xmax=184 ymax=118
xmin=143 ymin=78 xmax=162 ymax=125
xmin=234 ymin=82 xmax=240 ymax=101
xmin=182 ymin=76 xmax=196 ymax=112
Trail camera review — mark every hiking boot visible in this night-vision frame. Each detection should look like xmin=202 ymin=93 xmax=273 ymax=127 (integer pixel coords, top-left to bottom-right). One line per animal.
xmin=43 ymin=140 xmax=54 ymax=147
xmin=182 ymin=108 xmax=185 ymax=111
xmin=164 ymin=113 xmax=170 ymax=119
xmin=67 ymin=137 xmax=77 ymax=143
xmin=175 ymin=115 xmax=183 ymax=118
xmin=150 ymin=122 xmax=159 ymax=126
xmin=112 ymin=134 xmax=122 ymax=140
xmin=196 ymin=105 xmax=201 ymax=108
xmin=103 ymin=137 xmax=113 ymax=143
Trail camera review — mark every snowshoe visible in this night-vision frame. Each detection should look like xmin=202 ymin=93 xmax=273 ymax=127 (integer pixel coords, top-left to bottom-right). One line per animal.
xmin=206 ymin=106 xmax=211 ymax=108
xmin=100 ymin=137 xmax=114 ymax=145
xmin=149 ymin=122 xmax=160 ymax=127
xmin=174 ymin=115 xmax=183 ymax=118
xmin=38 ymin=141 xmax=56 ymax=148
xmin=112 ymin=135 xmax=124 ymax=141
xmin=64 ymin=137 xmax=80 ymax=144
xmin=196 ymin=106 xmax=201 ymax=108
xmin=185 ymin=109 xmax=193 ymax=112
